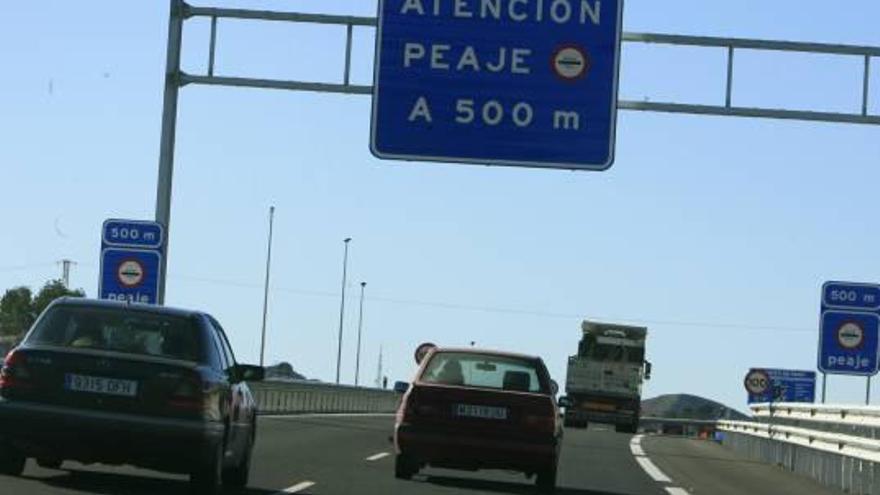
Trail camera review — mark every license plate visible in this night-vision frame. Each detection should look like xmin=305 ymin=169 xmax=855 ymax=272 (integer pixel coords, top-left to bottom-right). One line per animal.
xmin=65 ymin=374 xmax=138 ymax=398
xmin=454 ymin=404 xmax=508 ymax=420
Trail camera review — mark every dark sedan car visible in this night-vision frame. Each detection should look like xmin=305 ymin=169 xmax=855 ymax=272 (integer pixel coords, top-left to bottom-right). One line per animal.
xmin=394 ymin=345 xmax=563 ymax=491
xmin=0 ymin=298 xmax=264 ymax=495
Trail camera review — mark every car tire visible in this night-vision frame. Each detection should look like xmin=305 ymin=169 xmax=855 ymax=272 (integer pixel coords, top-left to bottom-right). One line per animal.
xmin=0 ymin=446 xmax=26 ymax=477
xmin=190 ymin=443 xmax=223 ymax=495
xmin=535 ymin=462 xmax=558 ymax=493
xmin=36 ymin=458 xmax=62 ymax=470
xmin=394 ymin=453 xmax=418 ymax=480
xmin=223 ymin=433 xmax=253 ymax=489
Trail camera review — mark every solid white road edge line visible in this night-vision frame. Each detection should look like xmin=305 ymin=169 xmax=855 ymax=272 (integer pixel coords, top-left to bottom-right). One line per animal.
xmin=630 ymin=435 xmax=691 ymax=494
xmin=366 ymin=452 xmax=391 ymax=461
xmin=277 ymin=481 xmax=316 ymax=494
xmin=635 ymin=455 xmax=672 ymax=483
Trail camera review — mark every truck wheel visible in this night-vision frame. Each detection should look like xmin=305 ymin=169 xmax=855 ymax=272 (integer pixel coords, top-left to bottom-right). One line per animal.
xmin=0 ymin=446 xmax=26 ymax=476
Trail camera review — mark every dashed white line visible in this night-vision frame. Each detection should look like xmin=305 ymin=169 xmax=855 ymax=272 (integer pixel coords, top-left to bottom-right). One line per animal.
xmin=366 ymin=452 xmax=391 ymax=461
xmin=665 ymin=488 xmax=691 ymax=495
xmin=276 ymin=481 xmax=316 ymax=494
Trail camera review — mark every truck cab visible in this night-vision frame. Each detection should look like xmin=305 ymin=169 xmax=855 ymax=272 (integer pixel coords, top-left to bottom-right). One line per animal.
xmin=561 ymin=321 xmax=651 ymax=434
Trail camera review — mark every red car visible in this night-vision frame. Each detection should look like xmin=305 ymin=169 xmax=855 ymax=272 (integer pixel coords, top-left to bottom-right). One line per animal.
xmin=393 ymin=345 xmax=563 ymax=491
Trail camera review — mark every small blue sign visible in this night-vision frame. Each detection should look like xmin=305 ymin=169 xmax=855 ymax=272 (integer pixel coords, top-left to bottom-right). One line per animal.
xmin=371 ymin=0 xmax=623 ymax=170
xmin=747 ymin=368 xmax=816 ymax=404
xmin=103 ymin=219 xmax=164 ymax=249
xmin=818 ymin=310 xmax=879 ymax=376
xmin=822 ymin=281 xmax=880 ymax=311
xmin=99 ymin=219 xmax=164 ymax=305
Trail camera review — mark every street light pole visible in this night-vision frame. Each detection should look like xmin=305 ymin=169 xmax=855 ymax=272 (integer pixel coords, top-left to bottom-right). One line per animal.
xmin=259 ymin=206 xmax=275 ymax=367
xmin=335 ymin=238 xmax=352 ymax=384
xmin=355 ymin=282 xmax=367 ymax=387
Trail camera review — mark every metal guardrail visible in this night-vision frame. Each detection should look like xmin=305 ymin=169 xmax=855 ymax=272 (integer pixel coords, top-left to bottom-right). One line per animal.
xmin=716 ymin=403 xmax=880 ymax=495
xmin=250 ymin=380 xmax=400 ymax=415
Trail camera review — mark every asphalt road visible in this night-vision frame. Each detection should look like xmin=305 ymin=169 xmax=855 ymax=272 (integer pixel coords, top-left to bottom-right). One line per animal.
xmin=0 ymin=415 xmax=846 ymax=495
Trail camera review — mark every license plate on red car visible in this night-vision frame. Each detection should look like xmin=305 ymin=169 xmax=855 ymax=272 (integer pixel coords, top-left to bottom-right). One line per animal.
xmin=454 ymin=404 xmax=509 ymax=420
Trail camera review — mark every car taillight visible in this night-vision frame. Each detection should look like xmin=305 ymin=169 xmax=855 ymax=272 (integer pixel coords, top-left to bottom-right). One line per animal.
xmin=401 ymin=389 xmax=441 ymax=421
xmin=168 ymin=374 xmax=206 ymax=413
xmin=0 ymin=350 xmax=31 ymax=391
xmin=524 ymin=411 xmax=557 ymax=434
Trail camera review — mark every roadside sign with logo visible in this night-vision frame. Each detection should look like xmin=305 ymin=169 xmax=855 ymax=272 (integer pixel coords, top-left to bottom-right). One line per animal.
xmin=745 ymin=368 xmax=816 ymax=404
xmin=99 ymin=219 xmax=164 ymax=305
xmin=819 ymin=281 xmax=880 ymax=376
xmin=371 ymin=0 xmax=624 ymax=170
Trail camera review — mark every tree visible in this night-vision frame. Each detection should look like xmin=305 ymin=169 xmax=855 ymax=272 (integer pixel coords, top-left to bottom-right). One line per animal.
xmin=32 ymin=280 xmax=85 ymax=316
xmin=0 ymin=287 xmax=34 ymax=337
xmin=0 ymin=280 xmax=85 ymax=338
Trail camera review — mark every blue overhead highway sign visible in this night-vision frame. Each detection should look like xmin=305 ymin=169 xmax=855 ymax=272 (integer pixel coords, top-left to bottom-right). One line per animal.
xmin=370 ymin=0 xmax=624 ymax=170
xmin=99 ymin=219 xmax=164 ymax=305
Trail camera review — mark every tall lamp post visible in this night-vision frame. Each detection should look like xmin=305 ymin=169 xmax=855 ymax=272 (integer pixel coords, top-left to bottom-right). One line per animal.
xmin=259 ymin=206 xmax=275 ymax=367
xmin=355 ymin=282 xmax=367 ymax=386
xmin=335 ymin=238 xmax=352 ymax=384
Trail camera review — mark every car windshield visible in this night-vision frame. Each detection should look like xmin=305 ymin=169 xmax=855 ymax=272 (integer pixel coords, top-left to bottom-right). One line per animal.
xmin=27 ymin=305 xmax=202 ymax=362
xmin=420 ymin=352 xmax=547 ymax=393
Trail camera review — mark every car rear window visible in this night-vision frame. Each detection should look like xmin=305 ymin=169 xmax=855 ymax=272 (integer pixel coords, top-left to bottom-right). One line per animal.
xmin=27 ymin=305 xmax=203 ymax=362
xmin=419 ymin=352 xmax=547 ymax=393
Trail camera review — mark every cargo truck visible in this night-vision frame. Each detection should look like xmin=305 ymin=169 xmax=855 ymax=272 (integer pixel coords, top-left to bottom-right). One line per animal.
xmin=560 ymin=321 xmax=652 ymax=433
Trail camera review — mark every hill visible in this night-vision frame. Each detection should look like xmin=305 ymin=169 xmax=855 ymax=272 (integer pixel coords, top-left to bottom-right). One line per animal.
xmin=264 ymin=362 xmax=307 ymax=381
xmin=642 ymin=394 xmax=749 ymax=421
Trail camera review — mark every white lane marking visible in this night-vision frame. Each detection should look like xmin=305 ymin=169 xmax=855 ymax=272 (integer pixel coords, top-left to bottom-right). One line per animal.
xmin=366 ymin=452 xmax=391 ymax=461
xmin=276 ymin=481 xmax=316 ymax=494
xmin=635 ymin=455 xmax=672 ymax=483
xmin=630 ymin=435 xmax=672 ymax=483
xmin=666 ymin=488 xmax=690 ymax=495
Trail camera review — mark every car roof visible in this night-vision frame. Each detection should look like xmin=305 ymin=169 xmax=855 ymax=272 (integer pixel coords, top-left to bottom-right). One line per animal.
xmin=50 ymin=297 xmax=205 ymax=319
xmin=429 ymin=347 xmax=542 ymax=362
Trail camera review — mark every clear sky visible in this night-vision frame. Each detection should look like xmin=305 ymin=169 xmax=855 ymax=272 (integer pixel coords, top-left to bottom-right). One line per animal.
xmin=1 ymin=0 xmax=879 ymax=411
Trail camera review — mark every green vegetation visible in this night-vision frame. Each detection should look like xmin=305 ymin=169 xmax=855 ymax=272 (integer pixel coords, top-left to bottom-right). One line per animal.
xmin=0 ymin=280 xmax=85 ymax=338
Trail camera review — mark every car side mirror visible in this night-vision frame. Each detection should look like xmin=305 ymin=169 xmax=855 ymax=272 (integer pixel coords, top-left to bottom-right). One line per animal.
xmin=234 ymin=364 xmax=265 ymax=383
xmin=393 ymin=381 xmax=410 ymax=394
xmin=644 ymin=361 xmax=653 ymax=381
xmin=558 ymin=396 xmax=573 ymax=408
xmin=550 ymin=380 xmax=559 ymax=396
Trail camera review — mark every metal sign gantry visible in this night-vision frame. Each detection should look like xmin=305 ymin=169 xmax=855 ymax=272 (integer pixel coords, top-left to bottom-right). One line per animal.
xmin=154 ymin=0 xmax=879 ymax=303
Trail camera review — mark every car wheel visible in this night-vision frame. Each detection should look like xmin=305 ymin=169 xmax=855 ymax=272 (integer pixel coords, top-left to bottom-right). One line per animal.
xmin=535 ymin=462 xmax=558 ymax=492
xmin=0 ymin=446 xmax=26 ymax=476
xmin=36 ymin=458 xmax=62 ymax=470
xmin=394 ymin=453 xmax=418 ymax=480
xmin=190 ymin=443 xmax=223 ymax=495
xmin=223 ymin=433 xmax=253 ymax=488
